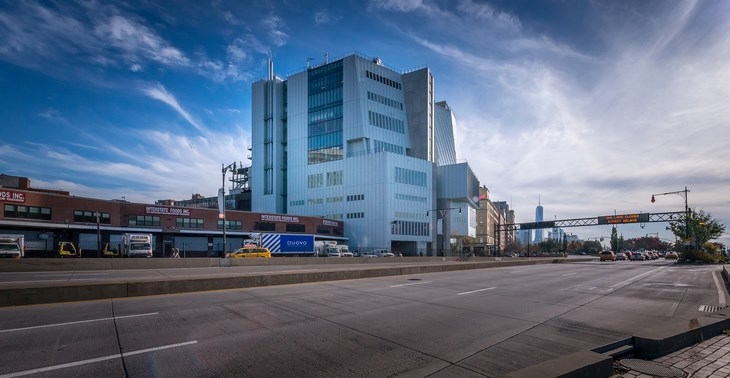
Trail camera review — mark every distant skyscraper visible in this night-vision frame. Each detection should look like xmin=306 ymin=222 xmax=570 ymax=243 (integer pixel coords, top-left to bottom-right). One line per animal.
xmin=534 ymin=196 xmax=544 ymax=243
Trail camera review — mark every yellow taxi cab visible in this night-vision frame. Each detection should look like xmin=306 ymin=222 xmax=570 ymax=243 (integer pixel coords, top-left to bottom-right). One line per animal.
xmin=599 ymin=250 xmax=616 ymax=261
xmin=226 ymin=247 xmax=272 ymax=258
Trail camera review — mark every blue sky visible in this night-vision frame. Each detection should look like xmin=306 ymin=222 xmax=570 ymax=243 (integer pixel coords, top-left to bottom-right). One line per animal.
xmin=1 ymin=0 xmax=729 ymax=246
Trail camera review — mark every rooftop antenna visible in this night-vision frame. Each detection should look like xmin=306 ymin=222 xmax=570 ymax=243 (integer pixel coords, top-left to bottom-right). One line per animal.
xmin=324 ymin=52 xmax=328 ymax=64
xmin=306 ymin=57 xmax=313 ymax=68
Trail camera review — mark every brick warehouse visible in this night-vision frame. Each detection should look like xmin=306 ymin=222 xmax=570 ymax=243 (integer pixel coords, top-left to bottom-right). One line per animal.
xmin=0 ymin=174 xmax=344 ymax=257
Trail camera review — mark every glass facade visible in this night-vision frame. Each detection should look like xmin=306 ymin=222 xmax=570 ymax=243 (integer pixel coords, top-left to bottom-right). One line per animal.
xmin=308 ymin=60 xmax=343 ymax=164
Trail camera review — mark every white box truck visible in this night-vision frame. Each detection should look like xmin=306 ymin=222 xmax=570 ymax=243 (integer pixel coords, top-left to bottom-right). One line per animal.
xmin=121 ymin=233 xmax=153 ymax=257
xmin=0 ymin=234 xmax=24 ymax=258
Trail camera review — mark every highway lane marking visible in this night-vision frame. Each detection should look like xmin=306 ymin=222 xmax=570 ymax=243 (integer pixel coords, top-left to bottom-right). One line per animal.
xmin=457 ymin=287 xmax=496 ymax=295
xmin=561 ymin=273 xmax=577 ymax=277
xmin=390 ymin=281 xmax=433 ymax=287
xmin=611 ymin=266 xmax=665 ymax=290
xmin=0 ymin=313 xmax=159 ymax=334
xmin=0 ymin=340 xmax=198 ymax=378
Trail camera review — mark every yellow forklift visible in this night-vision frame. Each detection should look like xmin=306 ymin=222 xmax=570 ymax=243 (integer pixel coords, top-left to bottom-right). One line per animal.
xmin=58 ymin=242 xmax=81 ymax=257
xmin=102 ymin=243 xmax=119 ymax=257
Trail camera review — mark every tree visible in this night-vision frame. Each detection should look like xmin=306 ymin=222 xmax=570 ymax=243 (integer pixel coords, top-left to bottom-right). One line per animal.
xmin=667 ymin=209 xmax=725 ymax=250
xmin=610 ymin=226 xmax=618 ymax=252
xmin=668 ymin=209 xmax=726 ymax=262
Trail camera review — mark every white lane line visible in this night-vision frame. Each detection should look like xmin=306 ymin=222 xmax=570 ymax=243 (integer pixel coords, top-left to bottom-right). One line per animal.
xmin=611 ymin=266 xmax=665 ymax=290
xmin=72 ymin=273 xmax=110 ymax=276
xmin=0 ymin=340 xmax=198 ymax=378
xmin=712 ymin=270 xmax=727 ymax=308
xmin=562 ymin=273 xmax=577 ymax=277
xmin=458 ymin=287 xmax=496 ymax=296
xmin=390 ymin=281 xmax=432 ymax=288
xmin=0 ymin=313 xmax=159 ymax=334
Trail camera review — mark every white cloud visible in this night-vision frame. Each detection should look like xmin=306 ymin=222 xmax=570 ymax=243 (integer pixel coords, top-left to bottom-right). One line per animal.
xmin=369 ymin=0 xmax=424 ymax=12
xmin=314 ymin=10 xmax=340 ymax=25
xmin=142 ymin=83 xmax=207 ymax=134
xmin=261 ymin=15 xmax=288 ymax=47
xmin=400 ymin=1 xmax=730 ymax=245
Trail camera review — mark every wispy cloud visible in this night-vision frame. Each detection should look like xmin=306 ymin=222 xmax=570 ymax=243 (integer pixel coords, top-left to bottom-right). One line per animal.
xmin=261 ymin=14 xmax=288 ymax=47
xmin=37 ymin=108 xmax=68 ymax=124
xmin=0 ymin=2 xmax=259 ymax=84
xmin=314 ymin=10 xmax=341 ymax=25
xmin=142 ymin=83 xmax=207 ymax=135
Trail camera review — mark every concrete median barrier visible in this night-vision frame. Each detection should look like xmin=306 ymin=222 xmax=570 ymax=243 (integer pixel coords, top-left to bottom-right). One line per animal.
xmin=0 ymin=258 xmax=577 ymax=307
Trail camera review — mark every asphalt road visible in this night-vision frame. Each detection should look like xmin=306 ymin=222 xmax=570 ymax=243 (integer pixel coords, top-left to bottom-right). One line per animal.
xmin=0 ymin=259 xmax=726 ymax=377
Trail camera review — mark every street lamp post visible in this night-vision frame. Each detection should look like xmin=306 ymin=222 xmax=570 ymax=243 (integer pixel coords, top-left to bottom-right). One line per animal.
xmin=94 ymin=212 xmax=101 ymax=258
xmin=220 ymin=162 xmax=238 ymax=256
xmin=426 ymin=207 xmax=461 ymax=256
xmin=651 ymin=186 xmax=690 ymax=248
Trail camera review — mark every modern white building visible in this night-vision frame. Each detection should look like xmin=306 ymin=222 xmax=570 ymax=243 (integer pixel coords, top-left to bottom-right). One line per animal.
xmin=251 ymin=52 xmax=480 ymax=256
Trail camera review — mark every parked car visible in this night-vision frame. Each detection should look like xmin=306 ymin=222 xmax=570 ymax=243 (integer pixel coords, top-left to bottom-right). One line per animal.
xmin=615 ymin=252 xmax=627 ymax=261
xmin=361 ymin=252 xmax=378 ymax=257
xmin=373 ymin=249 xmax=394 ymax=257
xmin=599 ymin=251 xmax=616 ymax=262
xmin=630 ymin=251 xmax=645 ymax=261
xmin=665 ymin=251 xmax=679 ymax=260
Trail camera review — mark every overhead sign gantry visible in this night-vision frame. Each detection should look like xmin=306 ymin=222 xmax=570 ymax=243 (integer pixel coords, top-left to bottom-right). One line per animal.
xmin=495 ymin=211 xmax=686 ymax=252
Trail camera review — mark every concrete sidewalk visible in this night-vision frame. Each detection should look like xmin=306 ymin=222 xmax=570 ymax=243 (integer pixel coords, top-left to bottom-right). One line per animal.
xmin=611 ymin=332 xmax=730 ymax=378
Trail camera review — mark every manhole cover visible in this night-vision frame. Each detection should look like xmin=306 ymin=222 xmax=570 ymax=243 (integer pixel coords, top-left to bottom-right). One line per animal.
xmin=618 ymin=359 xmax=686 ymax=377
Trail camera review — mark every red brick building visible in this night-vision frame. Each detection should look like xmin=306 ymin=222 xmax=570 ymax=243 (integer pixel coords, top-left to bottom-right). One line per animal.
xmin=0 ymin=175 xmax=344 ymax=257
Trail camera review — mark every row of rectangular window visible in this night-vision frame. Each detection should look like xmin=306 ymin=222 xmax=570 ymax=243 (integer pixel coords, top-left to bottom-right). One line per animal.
xmin=309 ymin=88 xmax=343 ymax=109
xmin=347 ymin=194 xmax=365 ymax=201
xmin=366 ymin=70 xmax=402 ymax=90
xmin=395 ymin=167 xmax=427 ymax=187
xmin=308 ymin=170 xmax=344 ymax=188
xmin=392 ymin=220 xmax=430 ymax=237
xmin=73 ymin=210 xmax=111 ymax=224
xmin=308 ymin=145 xmax=344 ymax=164
xmin=368 ymin=110 xmax=405 ymax=134
xmin=3 ymin=204 xmax=52 ymax=220
xmin=2 ymin=207 xmax=334 ymax=235
xmin=367 ymin=91 xmax=404 ymax=110
xmin=309 ymin=105 xmax=343 ymax=124
xmin=395 ymin=193 xmax=427 ymax=203
xmin=374 ymin=139 xmax=404 ymax=154
xmin=346 ymin=212 xmax=365 ymax=219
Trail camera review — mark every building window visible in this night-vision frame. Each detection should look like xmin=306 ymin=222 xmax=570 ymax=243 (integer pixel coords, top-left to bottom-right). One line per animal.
xmin=326 ymin=170 xmax=343 ymax=186
xmin=286 ymin=223 xmax=305 ymax=233
xmin=395 ymin=167 xmax=427 ymax=187
xmin=308 ymin=60 xmax=343 ymax=165
xmin=74 ymin=210 xmax=111 ymax=224
xmin=316 ymin=225 xmax=331 ymax=234
xmin=128 ymin=215 xmax=160 ymax=227
xmin=4 ymin=204 xmax=52 ymax=220
xmin=176 ymin=218 xmax=204 ymax=229
xmin=217 ymin=220 xmax=242 ymax=230
xmin=254 ymin=222 xmax=276 ymax=231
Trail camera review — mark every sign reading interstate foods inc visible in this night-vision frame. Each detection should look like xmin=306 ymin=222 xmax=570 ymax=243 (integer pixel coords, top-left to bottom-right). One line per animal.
xmin=0 ymin=190 xmax=25 ymax=203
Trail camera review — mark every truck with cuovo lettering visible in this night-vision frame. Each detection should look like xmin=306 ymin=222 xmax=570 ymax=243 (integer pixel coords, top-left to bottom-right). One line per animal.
xmin=121 ymin=233 xmax=153 ymax=257
xmin=260 ymin=234 xmax=316 ymax=257
xmin=0 ymin=234 xmax=24 ymax=258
